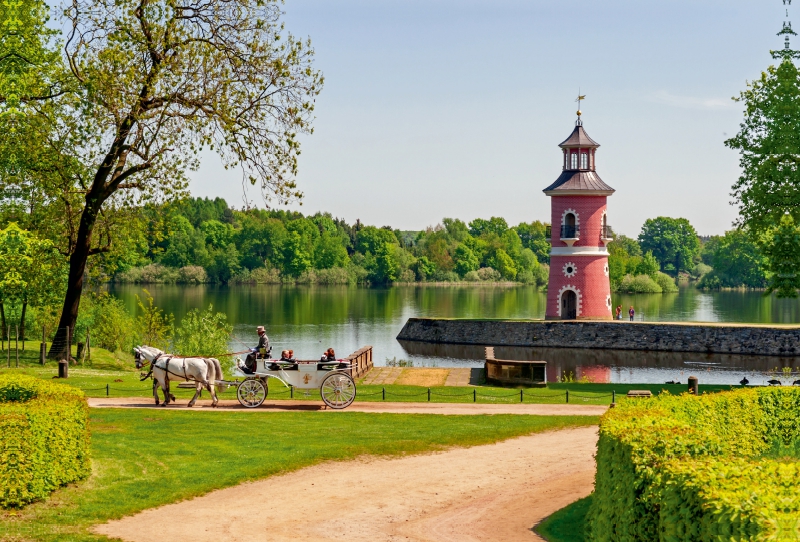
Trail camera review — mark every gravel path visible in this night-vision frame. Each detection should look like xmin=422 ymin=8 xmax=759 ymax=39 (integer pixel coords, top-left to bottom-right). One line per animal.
xmin=94 ymin=426 xmax=599 ymax=542
xmin=87 ymin=396 xmax=608 ymax=416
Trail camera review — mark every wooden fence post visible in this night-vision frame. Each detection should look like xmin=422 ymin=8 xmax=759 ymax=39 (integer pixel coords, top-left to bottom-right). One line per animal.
xmin=86 ymin=328 xmax=91 ymax=361
xmin=67 ymin=326 xmax=72 ymax=363
xmin=41 ymin=326 xmax=46 ymax=365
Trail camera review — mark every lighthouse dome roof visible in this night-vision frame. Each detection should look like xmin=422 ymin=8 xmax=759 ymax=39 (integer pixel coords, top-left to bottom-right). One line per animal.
xmin=558 ymin=124 xmax=600 ymax=148
xmin=543 ymin=171 xmax=614 ymax=195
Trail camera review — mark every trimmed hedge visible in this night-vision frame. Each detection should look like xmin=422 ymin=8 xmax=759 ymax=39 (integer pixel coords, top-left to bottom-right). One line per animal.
xmin=0 ymin=374 xmax=91 ymax=508
xmin=587 ymin=388 xmax=800 ymax=541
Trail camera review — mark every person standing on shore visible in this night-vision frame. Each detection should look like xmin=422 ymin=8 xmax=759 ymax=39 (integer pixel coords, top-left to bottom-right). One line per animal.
xmin=629 ymin=306 xmax=635 ymax=321
xmin=616 ymin=306 xmax=622 ymax=320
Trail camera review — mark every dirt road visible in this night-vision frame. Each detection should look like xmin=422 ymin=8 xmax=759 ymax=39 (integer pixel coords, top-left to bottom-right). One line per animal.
xmin=87 ymin=396 xmax=608 ymax=416
xmin=94 ymin=426 xmax=598 ymax=542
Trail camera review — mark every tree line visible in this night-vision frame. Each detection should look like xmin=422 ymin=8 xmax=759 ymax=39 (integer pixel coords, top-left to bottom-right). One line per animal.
xmin=103 ymin=198 xmax=552 ymax=287
xmin=2 ymin=0 xmax=800 ymax=357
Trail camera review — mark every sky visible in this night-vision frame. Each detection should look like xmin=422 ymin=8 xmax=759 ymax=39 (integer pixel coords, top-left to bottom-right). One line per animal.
xmin=189 ymin=0 xmax=790 ymax=237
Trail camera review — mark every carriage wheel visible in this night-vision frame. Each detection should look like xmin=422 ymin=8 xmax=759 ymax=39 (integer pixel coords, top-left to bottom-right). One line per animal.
xmin=237 ymin=378 xmax=267 ymax=408
xmin=320 ymin=372 xmax=356 ymax=409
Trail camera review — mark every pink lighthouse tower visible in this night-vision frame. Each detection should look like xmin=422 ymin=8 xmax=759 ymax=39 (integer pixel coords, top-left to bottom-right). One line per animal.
xmin=544 ymin=107 xmax=614 ymax=320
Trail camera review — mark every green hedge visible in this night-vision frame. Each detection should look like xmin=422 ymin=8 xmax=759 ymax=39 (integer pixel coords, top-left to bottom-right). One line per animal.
xmin=586 ymin=388 xmax=800 ymax=541
xmin=0 ymin=374 xmax=91 ymax=508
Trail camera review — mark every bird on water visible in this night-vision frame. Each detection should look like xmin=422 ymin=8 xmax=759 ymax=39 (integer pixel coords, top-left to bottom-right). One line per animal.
xmin=740 ymin=377 xmax=749 ymax=386
xmin=767 ymin=379 xmax=782 ymax=386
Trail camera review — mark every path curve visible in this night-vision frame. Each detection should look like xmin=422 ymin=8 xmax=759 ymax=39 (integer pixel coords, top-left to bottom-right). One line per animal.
xmin=87 ymin=397 xmax=608 ymax=416
xmin=94 ymin=426 xmax=598 ymax=542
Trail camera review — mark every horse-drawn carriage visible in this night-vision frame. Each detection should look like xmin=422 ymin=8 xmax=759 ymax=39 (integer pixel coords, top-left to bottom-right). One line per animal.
xmin=232 ymin=357 xmax=357 ymax=409
xmin=134 ymin=346 xmax=357 ymax=410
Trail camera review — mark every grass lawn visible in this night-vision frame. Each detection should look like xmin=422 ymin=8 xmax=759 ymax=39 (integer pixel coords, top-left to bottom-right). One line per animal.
xmin=0 ymin=409 xmax=598 ymax=541
xmin=1 ymin=347 xmax=744 ymax=406
xmin=535 ymin=495 xmax=592 ymax=542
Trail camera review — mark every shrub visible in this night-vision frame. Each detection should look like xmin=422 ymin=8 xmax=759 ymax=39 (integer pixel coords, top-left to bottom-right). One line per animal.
xmin=653 ymin=272 xmax=678 ymax=293
xmin=0 ymin=374 xmax=90 ymax=508
xmin=115 ymin=264 xmax=180 ymax=284
xmin=586 ymin=388 xmax=800 ymax=541
xmin=177 ymin=265 xmax=208 ymax=284
xmin=173 ymin=305 xmax=232 ymax=360
xmin=431 ymin=270 xmax=459 ymax=282
xmin=616 ymin=274 xmax=662 ymax=294
xmin=697 ymin=272 xmax=723 ymax=290
xmin=476 ymin=267 xmax=501 ymax=281
xmin=690 ymin=262 xmax=712 ymax=279
xmin=463 ymin=270 xmax=480 ymax=282
xmin=90 ymin=293 xmax=137 ymax=353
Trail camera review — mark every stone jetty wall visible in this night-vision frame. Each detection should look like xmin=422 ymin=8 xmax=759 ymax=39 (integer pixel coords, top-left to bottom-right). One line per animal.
xmin=396 ymin=318 xmax=800 ymax=357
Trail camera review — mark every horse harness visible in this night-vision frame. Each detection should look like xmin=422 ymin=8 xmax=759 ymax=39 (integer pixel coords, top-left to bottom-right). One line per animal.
xmin=140 ymin=352 xmax=190 ymax=382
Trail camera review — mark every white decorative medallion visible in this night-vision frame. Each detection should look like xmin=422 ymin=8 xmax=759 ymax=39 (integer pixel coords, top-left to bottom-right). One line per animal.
xmin=562 ymin=262 xmax=578 ymax=278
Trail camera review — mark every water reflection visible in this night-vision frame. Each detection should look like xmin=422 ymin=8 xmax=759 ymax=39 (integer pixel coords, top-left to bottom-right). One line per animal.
xmin=398 ymin=341 xmax=800 ymax=386
xmin=107 ymin=284 xmax=800 ymax=385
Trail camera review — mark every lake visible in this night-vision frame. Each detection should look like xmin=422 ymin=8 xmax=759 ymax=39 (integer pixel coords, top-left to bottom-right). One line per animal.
xmin=108 ymin=284 xmax=800 ymax=386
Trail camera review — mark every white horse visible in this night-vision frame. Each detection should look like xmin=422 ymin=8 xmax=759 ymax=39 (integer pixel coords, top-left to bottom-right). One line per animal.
xmin=134 ymin=346 xmax=223 ymax=407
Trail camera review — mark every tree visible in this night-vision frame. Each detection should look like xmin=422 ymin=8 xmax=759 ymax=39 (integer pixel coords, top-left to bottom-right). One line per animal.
xmin=453 ymin=244 xmax=479 ymax=276
xmin=515 ymin=221 xmax=550 ymax=264
xmin=0 ymin=223 xmax=66 ymax=340
xmin=762 ymin=214 xmax=800 ymax=297
xmin=727 ymin=60 xmax=800 ymax=233
xmin=468 ymin=217 xmax=508 ymax=237
xmin=42 ymin=0 xmax=322 ymax=357
xmin=700 ymin=229 xmax=767 ymax=288
xmin=638 ymin=217 xmax=700 ymax=274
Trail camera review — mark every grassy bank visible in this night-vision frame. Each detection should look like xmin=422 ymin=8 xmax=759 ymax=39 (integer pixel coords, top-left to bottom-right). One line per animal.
xmin=1 ymin=364 xmax=742 ymax=406
xmin=0 ymin=409 xmax=597 ymax=541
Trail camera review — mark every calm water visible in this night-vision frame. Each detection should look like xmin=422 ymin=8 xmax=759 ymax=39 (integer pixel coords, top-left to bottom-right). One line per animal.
xmin=108 ymin=285 xmax=800 ymax=385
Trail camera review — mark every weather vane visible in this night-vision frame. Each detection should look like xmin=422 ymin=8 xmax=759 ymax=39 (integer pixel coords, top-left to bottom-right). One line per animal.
xmin=774 ymin=0 xmax=800 ymax=59
xmin=575 ymin=92 xmax=586 ymax=125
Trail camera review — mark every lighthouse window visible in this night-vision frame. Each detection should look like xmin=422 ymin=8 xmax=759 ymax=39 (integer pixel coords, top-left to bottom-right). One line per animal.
xmin=570 ymin=152 xmax=578 ymax=169
xmin=580 ymin=152 xmax=588 ymax=169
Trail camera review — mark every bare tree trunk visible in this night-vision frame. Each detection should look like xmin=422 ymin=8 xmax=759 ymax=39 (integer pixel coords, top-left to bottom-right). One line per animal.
xmin=48 ymin=198 xmax=101 ymax=359
xmin=19 ymin=302 xmax=26 ymax=352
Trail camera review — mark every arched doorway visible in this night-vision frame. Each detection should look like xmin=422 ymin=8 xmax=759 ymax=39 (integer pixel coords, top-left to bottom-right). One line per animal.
xmin=561 ymin=290 xmax=577 ymax=320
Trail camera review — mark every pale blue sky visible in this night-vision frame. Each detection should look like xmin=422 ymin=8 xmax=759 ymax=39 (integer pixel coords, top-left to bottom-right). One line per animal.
xmin=190 ymin=0 xmax=787 ymax=236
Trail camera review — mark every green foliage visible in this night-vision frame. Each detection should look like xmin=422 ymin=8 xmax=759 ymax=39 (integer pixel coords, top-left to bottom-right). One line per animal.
xmin=135 ymin=290 xmax=174 ymax=351
xmin=727 ymin=60 xmax=800 ymax=233
xmin=515 ymin=221 xmax=551 ymax=264
xmin=489 ymin=249 xmax=517 ymax=280
xmin=172 ymin=305 xmax=232 ymax=358
xmin=762 ymin=214 xmax=800 ymax=297
xmin=0 ymin=374 xmax=90 ymax=509
xmin=638 ymin=217 xmax=700 ymax=275
xmin=699 ymin=229 xmax=767 ymax=289
xmin=468 ymin=217 xmax=508 ymax=237
xmin=616 ymin=274 xmax=662 ymax=294
xmin=587 ymin=388 xmax=800 ymax=541
xmin=453 ymin=244 xmax=479 ymax=276
xmin=83 ymin=294 xmax=137 ymax=354
xmin=635 ymin=251 xmax=660 ymax=278
xmin=653 ymin=272 xmax=678 ymax=293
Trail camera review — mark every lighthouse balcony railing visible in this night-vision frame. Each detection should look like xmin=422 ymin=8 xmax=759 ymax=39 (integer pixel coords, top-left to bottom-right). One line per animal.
xmin=601 ymin=225 xmax=614 ymax=241
xmin=560 ymin=225 xmax=579 ymax=240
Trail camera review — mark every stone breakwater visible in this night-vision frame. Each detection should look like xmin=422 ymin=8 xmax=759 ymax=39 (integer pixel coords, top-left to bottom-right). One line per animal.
xmin=396 ymin=318 xmax=800 ymax=357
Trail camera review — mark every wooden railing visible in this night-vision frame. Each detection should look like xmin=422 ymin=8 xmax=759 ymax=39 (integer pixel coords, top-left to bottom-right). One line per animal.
xmin=347 ymin=346 xmax=373 ymax=379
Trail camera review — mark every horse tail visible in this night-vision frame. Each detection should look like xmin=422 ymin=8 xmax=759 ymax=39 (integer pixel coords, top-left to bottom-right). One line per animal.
xmin=210 ymin=358 xmax=223 ymax=380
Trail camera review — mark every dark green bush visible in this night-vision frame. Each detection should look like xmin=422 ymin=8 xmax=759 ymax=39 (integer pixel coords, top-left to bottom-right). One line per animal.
xmin=0 ymin=374 xmax=90 ymax=508
xmin=587 ymin=388 xmax=800 ymax=541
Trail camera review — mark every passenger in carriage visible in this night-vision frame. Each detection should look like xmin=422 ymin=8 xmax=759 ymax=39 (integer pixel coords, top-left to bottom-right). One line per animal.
xmin=320 ymin=348 xmax=336 ymax=362
xmin=280 ymin=350 xmax=296 ymax=362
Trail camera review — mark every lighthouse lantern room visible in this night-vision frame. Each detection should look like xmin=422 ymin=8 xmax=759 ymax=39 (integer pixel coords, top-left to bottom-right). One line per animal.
xmin=543 ymin=109 xmax=614 ymax=320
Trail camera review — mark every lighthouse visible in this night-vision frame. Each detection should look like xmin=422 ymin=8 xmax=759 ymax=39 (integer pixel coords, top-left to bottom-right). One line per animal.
xmin=543 ymin=109 xmax=614 ymax=320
